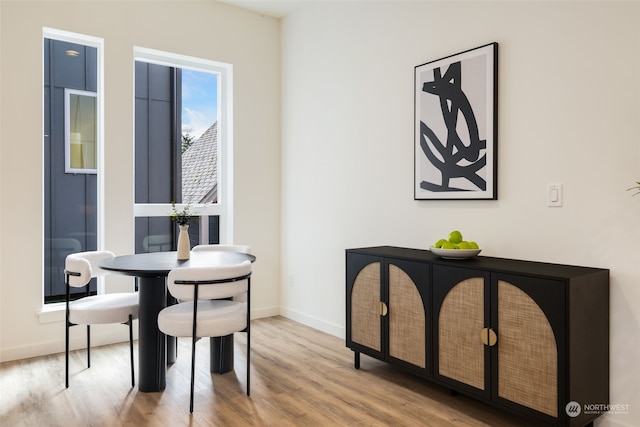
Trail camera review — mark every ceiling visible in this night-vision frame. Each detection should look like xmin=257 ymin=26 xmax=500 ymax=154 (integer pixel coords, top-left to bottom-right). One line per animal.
xmin=220 ymin=0 xmax=311 ymax=18
xmin=220 ymin=0 xmax=447 ymax=19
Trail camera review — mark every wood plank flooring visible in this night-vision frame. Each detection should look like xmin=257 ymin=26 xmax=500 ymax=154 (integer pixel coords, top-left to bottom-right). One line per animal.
xmin=0 ymin=316 xmax=544 ymax=426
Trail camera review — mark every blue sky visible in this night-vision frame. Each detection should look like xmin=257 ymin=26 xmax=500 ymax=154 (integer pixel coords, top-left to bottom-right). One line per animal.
xmin=182 ymin=69 xmax=218 ymax=140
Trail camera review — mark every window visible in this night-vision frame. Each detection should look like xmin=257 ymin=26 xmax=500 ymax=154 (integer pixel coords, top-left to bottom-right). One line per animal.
xmin=43 ymin=29 xmax=103 ymax=304
xmin=133 ymin=48 xmax=233 ymax=253
xmin=65 ymin=89 xmax=97 ymax=173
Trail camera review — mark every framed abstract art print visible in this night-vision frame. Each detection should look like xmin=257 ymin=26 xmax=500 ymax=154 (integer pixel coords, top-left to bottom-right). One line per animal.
xmin=414 ymin=43 xmax=498 ymax=200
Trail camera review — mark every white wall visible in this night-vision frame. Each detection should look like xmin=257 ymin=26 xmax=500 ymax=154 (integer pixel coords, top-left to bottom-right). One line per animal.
xmin=0 ymin=1 xmax=281 ymax=360
xmin=279 ymin=2 xmax=639 ymax=427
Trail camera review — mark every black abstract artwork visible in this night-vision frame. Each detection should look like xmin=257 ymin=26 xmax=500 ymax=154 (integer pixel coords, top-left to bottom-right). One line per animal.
xmin=414 ymin=43 xmax=498 ymax=200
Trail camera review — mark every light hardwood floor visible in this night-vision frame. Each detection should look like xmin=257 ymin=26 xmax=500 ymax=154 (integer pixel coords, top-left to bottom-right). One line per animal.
xmin=0 ymin=316 xmax=544 ymax=426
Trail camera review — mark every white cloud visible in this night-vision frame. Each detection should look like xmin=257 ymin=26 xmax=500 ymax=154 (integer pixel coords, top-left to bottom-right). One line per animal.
xmin=183 ymin=107 xmax=214 ymax=140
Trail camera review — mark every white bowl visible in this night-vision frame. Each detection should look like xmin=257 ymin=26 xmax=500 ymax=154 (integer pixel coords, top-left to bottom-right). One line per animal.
xmin=429 ymin=247 xmax=481 ymax=259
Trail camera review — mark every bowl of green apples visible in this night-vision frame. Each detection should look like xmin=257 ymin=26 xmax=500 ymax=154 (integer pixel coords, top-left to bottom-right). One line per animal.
xmin=430 ymin=230 xmax=481 ymax=259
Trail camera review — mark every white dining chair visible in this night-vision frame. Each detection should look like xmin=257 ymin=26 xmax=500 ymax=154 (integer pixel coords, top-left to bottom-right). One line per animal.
xmin=191 ymin=244 xmax=252 ymax=302
xmin=157 ymin=260 xmax=252 ymax=413
xmin=64 ymin=251 xmax=139 ymax=388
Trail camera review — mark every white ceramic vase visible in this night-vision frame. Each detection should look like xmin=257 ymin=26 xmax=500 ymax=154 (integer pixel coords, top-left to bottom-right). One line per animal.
xmin=177 ymin=224 xmax=190 ymax=260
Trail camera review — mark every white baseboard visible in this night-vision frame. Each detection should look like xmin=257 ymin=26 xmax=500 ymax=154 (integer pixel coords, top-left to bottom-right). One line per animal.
xmin=1 ymin=325 xmax=137 ymax=363
xmin=279 ymin=306 xmax=345 ymax=339
xmin=251 ymin=305 xmax=280 ymax=319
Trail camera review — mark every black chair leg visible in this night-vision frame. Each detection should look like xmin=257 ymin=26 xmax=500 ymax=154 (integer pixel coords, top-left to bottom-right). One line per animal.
xmin=246 ymin=281 xmax=250 ymax=396
xmin=190 ymin=335 xmax=196 ymax=413
xmin=87 ymin=325 xmax=91 ymax=368
xmin=188 ymin=286 xmax=200 ymax=413
xmin=246 ymin=329 xmax=250 ymax=396
xmin=65 ymin=323 xmax=70 ymax=388
xmin=129 ymin=315 xmax=135 ymax=387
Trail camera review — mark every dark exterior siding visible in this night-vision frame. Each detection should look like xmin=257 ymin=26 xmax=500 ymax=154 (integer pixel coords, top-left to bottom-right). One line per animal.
xmin=44 ymin=39 xmax=98 ymax=301
xmin=135 ymin=61 xmax=176 ymax=204
xmin=135 ymin=62 xmax=179 ymax=252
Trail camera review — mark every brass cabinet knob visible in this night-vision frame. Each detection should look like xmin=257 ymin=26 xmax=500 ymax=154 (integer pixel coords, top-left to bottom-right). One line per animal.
xmin=377 ymin=301 xmax=388 ymax=316
xmin=480 ymin=327 xmax=497 ymax=346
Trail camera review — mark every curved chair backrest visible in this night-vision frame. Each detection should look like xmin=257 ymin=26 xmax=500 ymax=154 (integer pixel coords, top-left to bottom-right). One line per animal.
xmin=167 ymin=260 xmax=251 ymax=301
xmin=65 ymin=251 xmax=115 ymax=288
xmin=192 ymin=244 xmax=252 ymax=254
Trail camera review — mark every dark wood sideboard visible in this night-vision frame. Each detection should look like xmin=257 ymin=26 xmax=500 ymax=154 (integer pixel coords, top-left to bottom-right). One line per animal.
xmin=346 ymin=246 xmax=609 ymax=427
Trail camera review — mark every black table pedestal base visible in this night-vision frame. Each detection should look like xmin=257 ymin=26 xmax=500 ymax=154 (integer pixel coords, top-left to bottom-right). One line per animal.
xmin=137 ymin=275 xmax=166 ymax=392
xmin=210 ymin=335 xmax=234 ymax=373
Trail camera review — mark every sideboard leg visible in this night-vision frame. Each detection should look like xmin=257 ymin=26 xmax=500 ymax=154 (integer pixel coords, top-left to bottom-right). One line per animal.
xmin=354 ymin=351 xmax=360 ymax=369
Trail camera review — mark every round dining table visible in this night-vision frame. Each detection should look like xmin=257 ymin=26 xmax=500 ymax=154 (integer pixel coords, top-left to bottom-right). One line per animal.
xmin=100 ymin=250 xmax=256 ymax=392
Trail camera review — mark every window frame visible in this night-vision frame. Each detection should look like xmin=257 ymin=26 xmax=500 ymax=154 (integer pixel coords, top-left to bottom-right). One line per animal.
xmin=132 ymin=47 xmax=234 ymax=244
xmin=42 ymin=27 xmax=105 ymax=308
xmin=65 ymin=88 xmax=98 ymax=174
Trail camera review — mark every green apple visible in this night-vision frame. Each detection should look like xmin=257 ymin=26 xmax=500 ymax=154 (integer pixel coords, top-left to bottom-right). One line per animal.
xmin=468 ymin=241 xmax=479 ymax=249
xmin=448 ymin=230 xmax=463 ymax=244
xmin=442 ymin=241 xmax=457 ymax=249
xmin=433 ymin=239 xmax=447 ymax=248
xmin=457 ymin=241 xmax=471 ymax=249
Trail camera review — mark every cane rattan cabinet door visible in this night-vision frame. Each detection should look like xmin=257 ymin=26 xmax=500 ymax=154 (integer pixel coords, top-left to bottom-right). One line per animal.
xmin=433 ymin=265 xmax=491 ymax=399
xmin=346 ymin=252 xmax=383 ymax=359
xmin=492 ymin=273 xmax=565 ymax=423
xmin=386 ymin=258 xmax=429 ymax=371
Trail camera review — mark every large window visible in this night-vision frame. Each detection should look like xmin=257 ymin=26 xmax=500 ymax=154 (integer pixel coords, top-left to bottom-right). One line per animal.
xmin=43 ymin=29 xmax=103 ymax=303
xmin=133 ymin=48 xmax=233 ymax=253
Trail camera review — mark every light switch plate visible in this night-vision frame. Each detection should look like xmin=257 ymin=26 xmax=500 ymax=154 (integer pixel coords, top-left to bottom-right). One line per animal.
xmin=548 ymin=183 xmax=563 ymax=207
